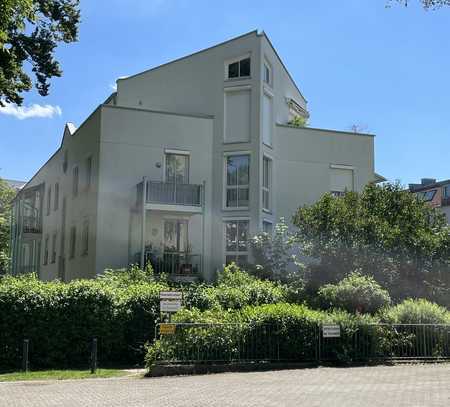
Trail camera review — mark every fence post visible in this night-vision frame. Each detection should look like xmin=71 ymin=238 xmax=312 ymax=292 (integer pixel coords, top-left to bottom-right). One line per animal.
xmin=22 ymin=339 xmax=29 ymax=372
xmin=90 ymin=337 xmax=98 ymax=374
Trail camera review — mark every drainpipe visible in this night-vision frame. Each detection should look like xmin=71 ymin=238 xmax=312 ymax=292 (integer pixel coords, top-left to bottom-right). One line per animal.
xmin=201 ymin=180 xmax=206 ymax=278
xmin=140 ymin=177 xmax=147 ymax=269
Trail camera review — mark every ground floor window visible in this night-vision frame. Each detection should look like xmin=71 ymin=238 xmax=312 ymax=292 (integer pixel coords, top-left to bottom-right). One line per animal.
xmin=224 ymin=219 xmax=249 ymax=266
xmin=164 ymin=219 xmax=188 ymax=252
xmin=262 ymin=220 xmax=273 ymax=234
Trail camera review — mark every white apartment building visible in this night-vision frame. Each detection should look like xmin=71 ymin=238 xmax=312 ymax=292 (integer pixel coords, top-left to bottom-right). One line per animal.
xmin=10 ymin=30 xmax=380 ymax=281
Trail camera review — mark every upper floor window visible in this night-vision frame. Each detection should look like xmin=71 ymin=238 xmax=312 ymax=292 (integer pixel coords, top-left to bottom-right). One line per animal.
xmin=43 ymin=235 xmax=49 ymax=265
xmin=330 ymin=166 xmax=354 ymax=196
xmin=51 ymin=232 xmax=57 ymax=264
xmin=46 ymin=186 xmax=51 ymax=216
xmin=62 ymin=150 xmax=68 ymax=173
xmin=225 ymin=154 xmax=250 ymax=208
xmin=263 ymin=63 xmax=271 ymax=85
xmin=72 ymin=166 xmax=79 ymax=197
xmin=81 ymin=220 xmax=89 ymax=256
xmin=443 ymin=185 xmax=450 ymax=198
xmin=262 ymin=156 xmax=272 ymax=212
xmin=54 ymin=183 xmax=59 ymax=211
xmin=85 ymin=156 xmax=92 ymax=190
xmin=226 ymin=56 xmax=251 ymax=79
xmin=165 ymin=152 xmax=189 ymax=184
xmin=417 ymin=190 xmax=436 ymax=202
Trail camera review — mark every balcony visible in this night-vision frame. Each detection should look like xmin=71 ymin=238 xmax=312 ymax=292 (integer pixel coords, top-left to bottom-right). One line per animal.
xmin=138 ymin=180 xmax=203 ymax=213
xmin=22 ymin=215 xmax=42 ymax=234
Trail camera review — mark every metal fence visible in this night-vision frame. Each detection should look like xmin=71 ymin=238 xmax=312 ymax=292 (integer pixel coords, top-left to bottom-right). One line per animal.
xmin=154 ymin=323 xmax=450 ymax=365
xmin=146 ymin=181 xmax=202 ymax=206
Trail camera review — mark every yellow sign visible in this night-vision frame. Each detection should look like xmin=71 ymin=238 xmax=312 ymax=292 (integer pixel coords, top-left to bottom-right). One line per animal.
xmin=160 ymin=323 xmax=176 ymax=335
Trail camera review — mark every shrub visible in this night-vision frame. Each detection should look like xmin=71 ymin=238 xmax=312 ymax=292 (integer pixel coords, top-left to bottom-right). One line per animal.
xmin=318 ymin=272 xmax=391 ymax=314
xmin=382 ymin=298 xmax=450 ymax=324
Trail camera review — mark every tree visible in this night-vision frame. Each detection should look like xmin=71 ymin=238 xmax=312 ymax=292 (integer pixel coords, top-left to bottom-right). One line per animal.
xmin=389 ymin=0 xmax=450 ymax=9
xmin=292 ymin=183 xmax=450 ymax=302
xmin=0 ymin=178 xmax=16 ymax=274
xmin=0 ymin=0 xmax=80 ymax=106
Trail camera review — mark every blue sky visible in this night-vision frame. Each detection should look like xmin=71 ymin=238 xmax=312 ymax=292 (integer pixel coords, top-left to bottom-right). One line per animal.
xmin=1 ymin=0 xmax=449 ymax=185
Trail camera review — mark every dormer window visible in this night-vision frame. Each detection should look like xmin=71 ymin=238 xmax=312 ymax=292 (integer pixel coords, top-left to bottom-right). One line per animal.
xmin=226 ymin=56 xmax=251 ymax=79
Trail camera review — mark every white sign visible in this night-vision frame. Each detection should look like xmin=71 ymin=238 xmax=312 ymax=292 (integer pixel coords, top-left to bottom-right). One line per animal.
xmin=322 ymin=324 xmax=341 ymax=338
xmin=160 ymin=291 xmax=183 ymax=300
xmin=160 ymin=300 xmax=182 ymax=313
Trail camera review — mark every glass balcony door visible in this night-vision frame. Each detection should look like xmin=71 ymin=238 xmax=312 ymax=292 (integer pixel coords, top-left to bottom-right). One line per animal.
xmin=165 ymin=153 xmax=189 ymax=185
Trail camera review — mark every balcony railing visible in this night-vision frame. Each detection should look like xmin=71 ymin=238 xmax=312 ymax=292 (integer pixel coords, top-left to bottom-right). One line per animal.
xmin=145 ymin=181 xmax=202 ymax=207
xmin=22 ymin=215 xmax=42 ymax=234
xmin=136 ymin=251 xmax=201 ymax=276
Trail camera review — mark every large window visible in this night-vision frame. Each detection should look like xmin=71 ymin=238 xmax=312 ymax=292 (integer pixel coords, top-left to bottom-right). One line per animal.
xmin=81 ymin=220 xmax=89 ymax=256
xmin=225 ymin=154 xmax=250 ymax=208
xmin=165 ymin=153 xmax=189 ymax=184
xmin=46 ymin=186 xmax=51 ymax=216
xmin=54 ymin=183 xmax=59 ymax=211
xmin=330 ymin=166 xmax=353 ymax=196
xmin=226 ymin=56 xmax=251 ymax=79
xmin=72 ymin=166 xmax=79 ymax=197
xmin=164 ymin=219 xmax=188 ymax=252
xmin=51 ymin=232 xmax=57 ymax=264
xmin=224 ymin=220 xmax=249 ymax=266
xmin=262 ymin=156 xmax=272 ymax=211
xmin=69 ymin=226 xmax=76 ymax=259
xmin=85 ymin=156 xmax=92 ymax=190
xmin=417 ymin=190 xmax=436 ymax=202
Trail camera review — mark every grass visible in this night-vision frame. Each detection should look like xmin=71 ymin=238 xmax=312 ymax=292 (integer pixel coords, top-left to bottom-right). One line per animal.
xmin=0 ymin=369 xmax=128 ymax=382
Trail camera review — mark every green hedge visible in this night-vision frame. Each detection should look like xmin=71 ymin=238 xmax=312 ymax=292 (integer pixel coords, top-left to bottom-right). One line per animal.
xmin=0 ymin=273 xmax=168 ymax=369
xmin=381 ymin=298 xmax=450 ymax=324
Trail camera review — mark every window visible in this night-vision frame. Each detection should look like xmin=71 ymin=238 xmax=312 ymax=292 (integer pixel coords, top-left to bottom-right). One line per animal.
xmin=81 ymin=220 xmax=89 ymax=256
xmin=224 ymin=220 xmax=249 ymax=266
xmin=165 ymin=153 xmax=189 ymax=184
xmin=443 ymin=185 xmax=450 ymax=198
xmin=227 ymin=57 xmax=251 ymax=79
xmin=263 ymin=63 xmax=271 ymax=85
xmin=262 ymin=93 xmax=273 ymax=145
xmin=225 ymin=154 xmax=250 ymax=208
xmin=69 ymin=226 xmax=76 ymax=259
xmin=72 ymin=166 xmax=79 ymax=197
xmin=46 ymin=186 xmax=51 ymax=216
xmin=43 ymin=235 xmax=49 ymax=265
xmin=164 ymin=219 xmax=188 ymax=252
xmin=51 ymin=232 xmax=57 ymax=263
xmin=417 ymin=190 xmax=436 ymax=202
xmin=86 ymin=156 xmax=92 ymax=190
xmin=330 ymin=167 xmax=354 ymax=195
xmin=262 ymin=156 xmax=272 ymax=211
xmin=262 ymin=220 xmax=273 ymax=234
xmin=54 ymin=183 xmax=59 ymax=211
xmin=62 ymin=150 xmax=68 ymax=173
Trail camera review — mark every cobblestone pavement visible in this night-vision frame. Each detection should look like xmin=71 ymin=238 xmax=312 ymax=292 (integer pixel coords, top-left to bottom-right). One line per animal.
xmin=1 ymin=364 xmax=449 ymax=407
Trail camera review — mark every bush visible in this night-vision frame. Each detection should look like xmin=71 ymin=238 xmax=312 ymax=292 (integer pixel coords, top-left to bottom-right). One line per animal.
xmin=0 ymin=272 xmax=169 ymax=369
xmin=318 ymin=273 xmax=391 ymax=314
xmin=382 ymin=298 xmax=450 ymax=324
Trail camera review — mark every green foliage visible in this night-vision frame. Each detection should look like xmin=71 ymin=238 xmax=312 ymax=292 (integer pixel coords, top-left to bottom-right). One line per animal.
xmin=293 ymin=183 xmax=450 ymax=302
xmin=318 ymin=273 xmax=391 ymax=314
xmin=382 ymin=298 xmax=450 ymax=324
xmin=288 ymin=116 xmax=308 ymax=127
xmin=0 ymin=0 xmax=80 ymax=106
xmin=0 ymin=178 xmax=16 ymax=274
xmin=249 ymin=218 xmax=303 ymax=282
xmin=0 ymin=272 xmax=169 ymax=369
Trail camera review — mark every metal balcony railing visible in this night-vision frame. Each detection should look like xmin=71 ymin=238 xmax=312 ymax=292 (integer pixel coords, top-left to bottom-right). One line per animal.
xmin=146 ymin=181 xmax=202 ymax=206
xmin=22 ymin=215 xmax=42 ymax=234
xmin=137 ymin=250 xmax=201 ymax=276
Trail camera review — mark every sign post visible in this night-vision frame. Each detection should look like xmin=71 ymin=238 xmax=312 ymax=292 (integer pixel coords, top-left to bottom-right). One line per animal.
xmin=159 ymin=291 xmax=183 ymax=325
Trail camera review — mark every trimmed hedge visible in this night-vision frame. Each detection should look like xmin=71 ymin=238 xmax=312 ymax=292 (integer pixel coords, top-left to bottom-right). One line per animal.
xmin=381 ymin=298 xmax=450 ymax=324
xmin=0 ymin=273 xmax=168 ymax=369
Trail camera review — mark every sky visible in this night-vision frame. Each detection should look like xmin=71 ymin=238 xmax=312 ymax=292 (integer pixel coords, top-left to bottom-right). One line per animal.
xmin=1 ymin=0 xmax=449 ymax=185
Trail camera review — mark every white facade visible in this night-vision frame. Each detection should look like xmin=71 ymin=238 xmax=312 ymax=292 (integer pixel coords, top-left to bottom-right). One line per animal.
xmin=11 ymin=31 xmax=377 ymax=281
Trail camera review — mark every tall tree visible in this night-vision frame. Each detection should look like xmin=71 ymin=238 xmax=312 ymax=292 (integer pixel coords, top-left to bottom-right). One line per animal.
xmin=0 ymin=0 xmax=80 ymax=106
xmin=0 ymin=178 xmax=16 ymax=274
xmin=292 ymin=183 xmax=450 ymax=303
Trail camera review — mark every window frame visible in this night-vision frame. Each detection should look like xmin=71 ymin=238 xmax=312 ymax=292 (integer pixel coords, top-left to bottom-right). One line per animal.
xmin=54 ymin=182 xmax=59 ymax=211
xmin=69 ymin=226 xmax=76 ymax=259
xmin=46 ymin=186 xmax=51 ymax=216
xmin=263 ymin=61 xmax=272 ymax=86
xmin=81 ymin=220 xmax=89 ymax=256
xmin=223 ymin=218 xmax=250 ymax=266
xmin=223 ymin=152 xmax=251 ymax=210
xmin=262 ymin=156 xmax=272 ymax=212
xmin=85 ymin=156 xmax=92 ymax=190
xmin=225 ymin=54 xmax=251 ymax=80
xmin=262 ymin=219 xmax=273 ymax=234
xmin=164 ymin=151 xmax=190 ymax=184
xmin=43 ymin=235 xmax=49 ymax=265
xmin=72 ymin=165 xmax=79 ymax=198
xmin=51 ymin=232 xmax=57 ymax=264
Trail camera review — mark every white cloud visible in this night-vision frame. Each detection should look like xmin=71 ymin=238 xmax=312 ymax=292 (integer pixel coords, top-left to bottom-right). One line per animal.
xmin=0 ymin=102 xmax=62 ymax=120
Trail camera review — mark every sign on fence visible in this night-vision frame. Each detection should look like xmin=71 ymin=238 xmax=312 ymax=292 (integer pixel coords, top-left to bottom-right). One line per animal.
xmin=160 ymin=291 xmax=183 ymax=300
xmin=159 ymin=323 xmax=176 ymax=335
xmin=322 ymin=324 xmax=341 ymax=338
xmin=160 ymin=300 xmax=182 ymax=313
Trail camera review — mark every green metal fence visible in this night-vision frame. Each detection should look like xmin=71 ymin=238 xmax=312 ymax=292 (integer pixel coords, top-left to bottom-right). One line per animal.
xmin=155 ymin=323 xmax=450 ymax=365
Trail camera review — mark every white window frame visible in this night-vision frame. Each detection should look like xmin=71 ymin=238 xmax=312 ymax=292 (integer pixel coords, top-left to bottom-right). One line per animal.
xmin=262 ymin=155 xmax=272 ymax=212
xmin=223 ymin=218 xmax=250 ymax=266
xmin=263 ymin=59 xmax=272 ymax=87
xmin=262 ymin=219 xmax=273 ymax=234
xmin=223 ymin=151 xmax=251 ymax=210
xmin=224 ymin=53 xmax=251 ymax=80
xmin=163 ymin=150 xmax=190 ymax=184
